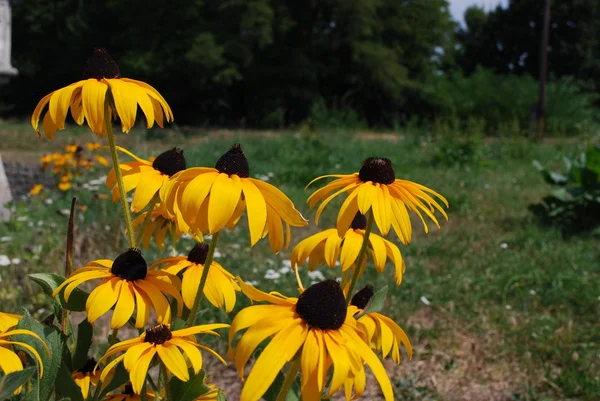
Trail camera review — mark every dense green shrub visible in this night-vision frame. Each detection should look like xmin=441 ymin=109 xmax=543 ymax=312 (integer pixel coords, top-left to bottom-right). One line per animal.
xmin=529 ymin=145 xmax=600 ymax=236
xmin=425 ymin=68 xmax=598 ymax=136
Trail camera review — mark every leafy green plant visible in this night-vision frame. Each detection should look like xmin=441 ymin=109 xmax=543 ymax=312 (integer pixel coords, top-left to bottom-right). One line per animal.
xmin=529 ymin=145 xmax=600 ymax=235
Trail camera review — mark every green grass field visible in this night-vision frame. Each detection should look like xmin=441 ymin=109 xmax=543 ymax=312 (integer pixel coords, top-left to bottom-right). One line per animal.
xmin=0 ymin=123 xmax=599 ymax=400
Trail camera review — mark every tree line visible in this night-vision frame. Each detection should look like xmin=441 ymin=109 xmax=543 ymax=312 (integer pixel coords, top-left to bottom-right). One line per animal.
xmin=1 ymin=0 xmax=598 ymax=130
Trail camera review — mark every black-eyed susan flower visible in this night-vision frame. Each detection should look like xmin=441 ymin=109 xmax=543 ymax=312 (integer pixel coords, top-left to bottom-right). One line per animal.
xmin=350 ymin=286 xmax=412 ymax=364
xmin=152 ymin=243 xmax=239 ymax=312
xmin=72 ymin=358 xmax=101 ymax=399
xmin=133 ymin=203 xmax=201 ymax=250
xmin=52 ymin=249 xmax=183 ymax=329
xmin=307 ymin=157 xmax=448 ymax=244
xmin=106 ymin=147 xmax=187 ymax=213
xmin=98 ymin=323 xmax=228 ymax=394
xmin=102 ymin=384 xmax=155 ymax=401
xmin=0 ymin=312 xmax=20 ymax=332
xmin=31 ymin=48 xmax=173 ymax=138
xmin=0 ymin=322 xmax=47 ymax=394
xmin=228 ymin=279 xmax=394 ymax=401
xmin=161 ymin=144 xmax=307 ymax=253
xmin=59 ymin=174 xmax=72 ymax=191
xmin=95 ymin=154 xmax=110 ymax=167
xmin=291 ymin=212 xmax=405 ymax=285
xmin=29 ymin=184 xmax=44 ymax=196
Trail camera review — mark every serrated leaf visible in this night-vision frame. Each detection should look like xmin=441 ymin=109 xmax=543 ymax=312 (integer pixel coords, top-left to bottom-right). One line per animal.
xmin=0 ymin=367 xmax=36 ymax=399
xmin=55 ymin=362 xmax=84 ymax=401
xmin=169 ymin=369 xmax=210 ymax=401
xmin=14 ymin=310 xmax=64 ymax=401
xmin=72 ymin=320 xmax=93 ymax=371
xmin=355 ymin=286 xmax=388 ymax=319
xmin=29 ymin=273 xmax=89 ymax=312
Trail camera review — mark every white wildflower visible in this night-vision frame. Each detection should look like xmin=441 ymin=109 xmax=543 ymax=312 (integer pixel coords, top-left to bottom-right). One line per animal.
xmin=264 ymin=269 xmax=281 ymax=280
xmin=0 ymin=255 xmax=10 ymax=266
xmin=11 ymin=258 xmax=20 ymax=265
xmin=307 ymin=270 xmax=325 ymax=281
xmin=420 ymin=296 xmax=431 ymax=306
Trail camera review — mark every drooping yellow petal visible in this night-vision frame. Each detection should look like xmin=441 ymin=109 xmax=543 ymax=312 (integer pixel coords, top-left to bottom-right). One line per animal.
xmin=372 ymin=185 xmax=391 ymax=235
xmin=134 ymin=281 xmax=171 ymax=323
xmin=336 ymin=190 xmax=360 ymax=237
xmin=208 ymin=173 xmax=242 ymax=233
xmin=323 ymin=331 xmax=350 ymax=396
xmin=157 ymin=343 xmax=189 ymax=381
xmin=81 ymin=79 xmax=108 ymax=135
xmin=340 ymin=230 xmax=363 ymax=271
xmin=170 ymin=338 xmax=203 ymax=374
xmin=249 ymin=179 xmax=307 ymax=226
xmin=323 ymin=232 xmax=342 ymax=268
xmin=240 ymin=322 xmax=308 ymax=401
xmin=86 ymin=278 xmax=121 ymax=323
xmin=32 ymin=92 xmax=53 ymax=137
xmin=107 ymin=79 xmax=154 ymax=132
xmin=131 ymin=170 xmax=164 ymax=213
xmin=240 ymin=179 xmax=267 ymax=246
xmin=181 ymin=263 xmax=203 ymax=310
xmin=368 ymin=234 xmax=387 ymax=273
xmin=49 ymin=82 xmax=84 ymax=129
xmin=123 ymin=343 xmax=153 ymax=372
xmin=130 ymin=347 xmax=156 ymax=394
xmin=111 ymin=282 xmax=136 ymax=329
xmin=132 ymin=287 xmax=152 ymax=328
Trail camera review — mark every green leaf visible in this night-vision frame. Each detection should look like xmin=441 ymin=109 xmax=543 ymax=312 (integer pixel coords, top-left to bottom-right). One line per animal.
xmin=55 ymin=362 xmax=84 ymax=401
xmin=262 ymin=371 xmax=300 ymax=401
xmin=98 ymin=364 xmax=129 ymax=399
xmin=585 ymin=146 xmax=600 ymax=175
xmin=170 ymin=317 xmax=186 ymax=331
xmin=355 ymin=286 xmax=388 ymax=319
xmin=29 ymin=273 xmax=89 ymax=312
xmin=14 ymin=310 xmax=64 ymax=401
xmin=72 ymin=319 xmax=93 ymax=370
xmin=0 ymin=367 xmax=36 ymax=400
xmin=169 ymin=368 xmax=210 ymax=401
xmin=217 ymin=389 xmax=227 ymax=401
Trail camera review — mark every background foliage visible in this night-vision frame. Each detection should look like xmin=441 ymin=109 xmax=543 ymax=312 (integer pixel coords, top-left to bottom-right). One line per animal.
xmin=1 ymin=0 xmax=598 ymax=133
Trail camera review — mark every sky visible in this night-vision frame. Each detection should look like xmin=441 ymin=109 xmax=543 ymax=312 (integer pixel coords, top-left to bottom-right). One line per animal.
xmin=449 ymin=0 xmax=508 ymax=23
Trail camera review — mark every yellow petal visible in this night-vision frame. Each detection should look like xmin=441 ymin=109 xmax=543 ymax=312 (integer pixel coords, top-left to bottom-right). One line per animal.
xmin=49 ymin=82 xmax=83 ymax=129
xmin=0 ymin=346 xmax=23 ymax=375
xmin=123 ymin=343 xmax=153 ymax=371
xmin=81 ymin=79 xmax=108 ymax=135
xmin=240 ymin=179 xmax=267 ymax=246
xmin=157 ymin=343 xmax=189 ymax=381
xmin=111 ymin=282 xmax=136 ymax=329
xmin=340 ymin=230 xmax=363 ymax=271
xmin=240 ymin=322 xmax=308 ymax=401
xmin=130 ymin=347 xmax=156 ymax=394
xmin=31 ymin=92 xmax=53 ymax=136
xmin=170 ymin=338 xmax=203 ymax=374
xmin=208 ymin=174 xmax=242 ymax=233
xmin=86 ymin=278 xmax=121 ymax=323
xmin=248 ymin=179 xmax=307 ymax=226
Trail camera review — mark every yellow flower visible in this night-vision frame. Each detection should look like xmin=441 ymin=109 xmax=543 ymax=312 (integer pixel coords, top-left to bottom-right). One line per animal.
xmin=31 ymin=48 xmax=173 ymax=138
xmin=65 ymin=144 xmax=81 ymax=154
xmin=80 ymin=159 xmax=95 ymax=169
xmin=161 ymin=144 xmax=307 ymax=253
xmin=98 ymin=323 xmax=229 ymax=394
xmin=72 ymin=358 xmax=101 ymax=399
xmin=291 ymin=212 xmax=405 ymax=285
xmin=106 ymin=147 xmax=187 ymax=213
xmin=87 ymin=142 xmax=102 ymax=151
xmin=29 ymin=184 xmax=44 ymax=196
xmin=59 ymin=174 xmax=72 ymax=191
xmin=95 ymin=154 xmax=110 ymax=167
xmin=133 ymin=203 xmax=202 ymax=250
xmin=152 ymin=243 xmax=240 ymax=312
xmin=0 ymin=323 xmax=47 ymax=394
xmin=228 ymin=279 xmax=394 ymax=401
xmin=102 ymin=384 xmax=155 ymax=401
xmin=307 ymin=157 xmax=448 ymax=244
xmin=52 ymin=249 xmax=183 ymax=329
xmin=0 ymin=312 xmax=21 ymax=333
xmin=349 ymin=286 xmax=412 ymax=364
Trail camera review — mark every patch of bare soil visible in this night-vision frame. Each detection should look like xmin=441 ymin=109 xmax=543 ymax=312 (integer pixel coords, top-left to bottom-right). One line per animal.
xmin=210 ymin=307 xmax=527 ymax=401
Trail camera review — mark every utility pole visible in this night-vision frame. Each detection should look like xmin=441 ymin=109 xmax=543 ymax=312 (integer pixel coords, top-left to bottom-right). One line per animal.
xmin=535 ymin=0 xmax=551 ymax=140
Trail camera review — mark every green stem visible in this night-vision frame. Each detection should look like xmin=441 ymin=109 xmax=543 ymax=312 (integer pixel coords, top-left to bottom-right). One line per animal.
xmin=275 ymin=357 xmax=301 ymax=401
xmin=346 ymin=210 xmax=374 ymax=305
xmin=105 ymin=103 xmax=136 ymax=248
xmin=62 ymin=197 xmax=77 ymax=337
xmin=160 ymin=363 xmax=171 ymax=401
xmin=109 ymin=328 xmax=120 ymax=348
xmin=186 ymin=232 xmax=221 ymax=326
xmin=135 ymin=194 xmax=159 ymax=247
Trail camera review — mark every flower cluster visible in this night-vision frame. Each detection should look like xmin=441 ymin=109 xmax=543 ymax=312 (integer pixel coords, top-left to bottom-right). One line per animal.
xmin=30 ymin=141 xmax=109 ymax=194
xmin=0 ymin=48 xmax=448 ymax=401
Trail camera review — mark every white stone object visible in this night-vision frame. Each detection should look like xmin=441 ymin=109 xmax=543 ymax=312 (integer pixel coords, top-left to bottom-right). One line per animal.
xmin=0 ymin=154 xmax=12 ymax=221
xmin=0 ymin=0 xmax=17 ymax=84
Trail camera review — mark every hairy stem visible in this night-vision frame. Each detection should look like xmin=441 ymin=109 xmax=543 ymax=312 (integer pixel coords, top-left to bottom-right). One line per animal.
xmin=186 ymin=231 xmax=221 ymax=326
xmin=346 ymin=210 xmax=374 ymax=305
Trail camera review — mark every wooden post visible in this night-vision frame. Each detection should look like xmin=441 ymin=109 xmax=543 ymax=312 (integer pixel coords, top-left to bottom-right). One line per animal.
xmin=536 ymin=0 xmax=551 ymax=140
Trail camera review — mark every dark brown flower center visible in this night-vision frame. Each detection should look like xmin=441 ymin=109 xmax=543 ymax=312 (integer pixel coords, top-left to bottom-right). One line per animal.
xmin=350 ymin=212 xmax=367 ymax=230
xmin=144 ymin=324 xmax=172 ymax=345
xmin=77 ymin=358 xmax=97 ymax=374
xmin=350 ymin=285 xmax=374 ymax=310
xmin=83 ymin=48 xmax=120 ymax=80
xmin=123 ymin=384 xmax=135 ymax=395
xmin=295 ymin=280 xmax=347 ymax=330
xmin=215 ymin=144 xmax=249 ymax=178
xmin=187 ymin=243 xmax=209 ymax=265
xmin=358 ymin=157 xmax=396 ymax=185
xmin=152 ymin=148 xmax=187 ymax=177
xmin=110 ymin=249 xmax=147 ymax=281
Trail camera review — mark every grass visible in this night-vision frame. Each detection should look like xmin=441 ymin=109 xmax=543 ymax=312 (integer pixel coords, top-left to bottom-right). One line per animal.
xmin=0 ymin=123 xmax=599 ymax=400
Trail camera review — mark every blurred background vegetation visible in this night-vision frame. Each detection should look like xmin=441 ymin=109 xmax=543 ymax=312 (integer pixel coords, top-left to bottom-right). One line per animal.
xmin=1 ymin=0 xmax=599 ymax=134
